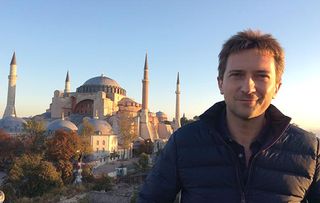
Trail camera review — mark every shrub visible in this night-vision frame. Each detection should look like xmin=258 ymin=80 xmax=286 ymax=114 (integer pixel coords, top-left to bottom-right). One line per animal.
xmin=92 ymin=175 xmax=114 ymax=192
xmin=8 ymin=154 xmax=63 ymax=198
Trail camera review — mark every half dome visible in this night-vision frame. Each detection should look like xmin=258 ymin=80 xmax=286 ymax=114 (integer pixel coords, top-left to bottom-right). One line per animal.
xmin=0 ymin=116 xmax=27 ymax=135
xmin=78 ymin=118 xmax=113 ymax=135
xmin=47 ymin=119 xmax=78 ymax=133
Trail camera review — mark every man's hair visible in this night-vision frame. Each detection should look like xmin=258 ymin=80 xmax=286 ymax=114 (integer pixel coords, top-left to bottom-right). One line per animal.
xmin=218 ymin=29 xmax=285 ymax=83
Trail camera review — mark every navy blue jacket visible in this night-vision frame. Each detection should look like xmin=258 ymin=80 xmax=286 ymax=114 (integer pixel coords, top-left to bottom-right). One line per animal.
xmin=138 ymin=102 xmax=320 ymax=203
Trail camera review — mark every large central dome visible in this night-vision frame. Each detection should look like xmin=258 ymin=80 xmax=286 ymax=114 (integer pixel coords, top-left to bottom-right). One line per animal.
xmin=83 ymin=75 xmax=121 ymax=87
xmin=76 ymin=75 xmax=126 ymax=96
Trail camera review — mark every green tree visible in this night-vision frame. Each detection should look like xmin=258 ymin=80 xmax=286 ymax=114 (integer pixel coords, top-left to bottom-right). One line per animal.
xmin=23 ymin=119 xmax=46 ymax=136
xmin=8 ymin=154 xmax=63 ymax=198
xmin=180 ymin=114 xmax=198 ymax=126
xmin=22 ymin=119 xmax=47 ymax=154
xmin=79 ymin=118 xmax=94 ymax=136
xmin=46 ymin=130 xmax=83 ymax=184
xmin=78 ymin=119 xmax=94 ymax=155
xmin=118 ymin=112 xmax=138 ymax=149
xmin=134 ymin=153 xmax=149 ymax=172
xmin=79 ymin=136 xmax=93 ymax=155
xmin=92 ymin=175 xmax=114 ymax=192
xmin=81 ymin=164 xmax=94 ymax=183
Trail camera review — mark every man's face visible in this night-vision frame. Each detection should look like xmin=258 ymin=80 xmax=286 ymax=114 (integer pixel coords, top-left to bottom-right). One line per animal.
xmin=218 ymin=49 xmax=281 ymax=120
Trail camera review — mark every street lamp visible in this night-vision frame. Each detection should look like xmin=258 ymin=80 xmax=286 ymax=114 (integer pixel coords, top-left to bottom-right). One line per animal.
xmin=74 ymin=150 xmax=83 ymax=184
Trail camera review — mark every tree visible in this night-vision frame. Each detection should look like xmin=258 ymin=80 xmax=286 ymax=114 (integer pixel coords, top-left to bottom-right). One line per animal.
xmin=138 ymin=153 xmax=149 ymax=170
xmin=118 ymin=112 xmax=138 ymax=149
xmin=79 ymin=136 xmax=93 ymax=155
xmin=0 ymin=130 xmax=23 ymax=170
xmin=180 ymin=114 xmax=198 ymax=126
xmin=23 ymin=119 xmax=46 ymax=136
xmin=46 ymin=130 xmax=83 ymax=184
xmin=78 ymin=119 xmax=94 ymax=155
xmin=81 ymin=164 xmax=94 ymax=183
xmin=0 ymin=130 xmax=13 ymax=168
xmin=21 ymin=119 xmax=47 ymax=154
xmin=92 ymin=175 xmax=114 ymax=192
xmin=79 ymin=118 xmax=94 ymax=137
xmin=8 ymin=154 xmax=63 ymax=198
xmin=134 ymin=153 xmax=149 ymax=172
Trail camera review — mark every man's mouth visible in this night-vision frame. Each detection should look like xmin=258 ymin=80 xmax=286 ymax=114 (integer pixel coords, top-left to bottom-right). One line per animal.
xmin=237 ymin=98 xmax=258 ymax=105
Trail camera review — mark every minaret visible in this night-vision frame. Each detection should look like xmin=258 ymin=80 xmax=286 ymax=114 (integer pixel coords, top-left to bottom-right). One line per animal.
xmin=139 ymin=52 xmax=155 ymax=141
xmin=142 ymin=53 xmax=149 ymax=110
xmin=64 ymin=71 xmax=71 ymax=94
xmin=3 ymin=52 xmax=18 ymax=118
xmin=174 ymin=72 xmax=181 ymax=131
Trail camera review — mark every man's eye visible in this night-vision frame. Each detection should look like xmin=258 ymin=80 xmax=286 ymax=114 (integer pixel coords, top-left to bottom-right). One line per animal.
xmin=258 ymin=74 xmax=269 ymax=78
xmin=229 ymin=73 xmax=243 ymax=78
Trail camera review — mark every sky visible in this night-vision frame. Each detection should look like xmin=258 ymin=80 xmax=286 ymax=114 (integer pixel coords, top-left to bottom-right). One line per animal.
xmin=0 ymin=1 xmax=319 ymax=135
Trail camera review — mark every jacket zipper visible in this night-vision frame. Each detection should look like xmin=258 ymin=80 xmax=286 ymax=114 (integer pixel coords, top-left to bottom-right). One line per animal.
xmin=243 ymin=124 xmax=291 ymax=195
xmin=211 ymin=123 xmax=290 ymax=203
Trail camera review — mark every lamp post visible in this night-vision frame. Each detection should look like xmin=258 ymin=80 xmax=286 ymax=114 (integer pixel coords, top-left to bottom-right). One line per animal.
xmin=74 ymin=150 xmax=83 ymax=184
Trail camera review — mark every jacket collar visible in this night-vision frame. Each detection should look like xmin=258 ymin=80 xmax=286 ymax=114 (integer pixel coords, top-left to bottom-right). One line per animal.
xmin=199 ymin=101 xmax=292 ymax=142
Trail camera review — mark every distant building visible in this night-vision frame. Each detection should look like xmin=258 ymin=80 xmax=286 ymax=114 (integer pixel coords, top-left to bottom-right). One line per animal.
xmin=48 ymin=53 xmax=174 ymax=142
xmin=1 ymin=52 xmax=181 ymax=166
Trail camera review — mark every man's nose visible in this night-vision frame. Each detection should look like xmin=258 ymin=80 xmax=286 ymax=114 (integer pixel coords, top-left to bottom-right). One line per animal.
xmin=240 ymin=77 xmax=256 ymax=94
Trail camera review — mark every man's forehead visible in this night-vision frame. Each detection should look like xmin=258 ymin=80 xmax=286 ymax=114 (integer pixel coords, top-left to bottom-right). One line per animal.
xmin=229 ymin=48 xmax=274 ymax=57
xmin=226 ymin=50 xmax=275 ymax=69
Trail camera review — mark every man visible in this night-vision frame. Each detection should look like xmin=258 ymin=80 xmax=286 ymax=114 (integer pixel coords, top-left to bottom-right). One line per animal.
xmin=138 ymin=30 xmax=320 ymax=203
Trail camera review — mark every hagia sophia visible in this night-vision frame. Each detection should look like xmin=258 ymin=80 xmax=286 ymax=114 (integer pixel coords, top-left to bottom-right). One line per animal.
xmin=0 ymin=52 xmax=181 ymax=165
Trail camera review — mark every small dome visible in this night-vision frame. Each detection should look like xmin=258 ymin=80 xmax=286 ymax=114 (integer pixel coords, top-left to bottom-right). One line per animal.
xmin=156 ymin=111 xmax=168 ymax=122
xmin=156 ymin=111 xmax=167 ymax=117
xmin=78 ymin=118 xmax=113 ymax=135
xmin=83 ymin=75 xmax=120 ymax=87
xmin=119 ymin=97 xmax=135 ymax=103
xmin=0 ymin=116 xmax=27 ymax=134
xmin=47 ymin=119 xmax=78 ymax=133
xmin=118 ymin=97 xmax=140 ymax=106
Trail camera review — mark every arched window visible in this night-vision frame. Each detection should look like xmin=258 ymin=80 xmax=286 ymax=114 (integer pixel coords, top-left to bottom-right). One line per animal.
xmin=74 ymin=99 xmax=94 ymax=116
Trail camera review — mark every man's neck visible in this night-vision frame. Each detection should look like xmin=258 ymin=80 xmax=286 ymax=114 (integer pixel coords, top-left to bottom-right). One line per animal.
xmin=226 ymin=111 xmax=266 ymax=148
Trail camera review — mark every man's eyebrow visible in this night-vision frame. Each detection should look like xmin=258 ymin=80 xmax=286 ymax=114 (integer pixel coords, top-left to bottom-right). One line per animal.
xmin=227 ymin=70 xmax=244 ymax=74
xmin=255 ymin=70 xmax=271 ymax=74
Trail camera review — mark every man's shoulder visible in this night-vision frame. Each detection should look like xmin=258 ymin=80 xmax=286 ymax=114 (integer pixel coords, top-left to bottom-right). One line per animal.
xmin=286 ymin=124 xmax=318 ymax=140
xmin=171 ymin=120 xmax=214 ymax=146
xmin=174 ymin=120 xmax=203 ymax=137
xmin=283 ymin=124 xmax=319 ymax=152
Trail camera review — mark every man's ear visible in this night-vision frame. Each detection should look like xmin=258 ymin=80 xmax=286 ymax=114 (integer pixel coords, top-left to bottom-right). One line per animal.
xmin=217 ymin=77 xmax=224 ymax=95
xmin=273 ymin=82 xmax=282 ymax=99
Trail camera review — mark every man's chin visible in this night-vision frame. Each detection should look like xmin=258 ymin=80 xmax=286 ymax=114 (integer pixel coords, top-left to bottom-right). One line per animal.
xmin=234 ymin=111 xmax=262 ymax=120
